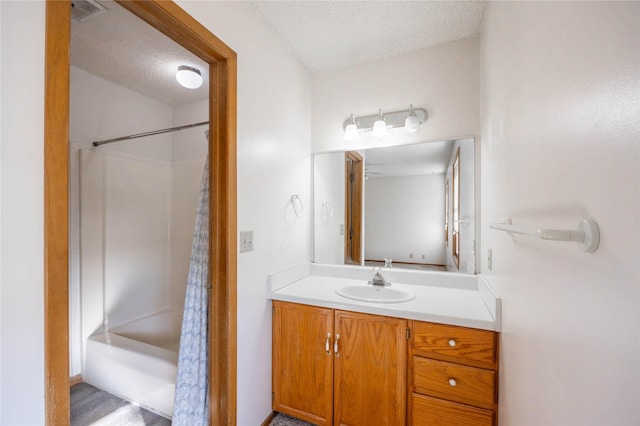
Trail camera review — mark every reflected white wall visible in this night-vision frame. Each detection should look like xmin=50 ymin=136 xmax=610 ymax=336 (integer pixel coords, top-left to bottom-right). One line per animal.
xmin=365 ymin=174 xmax=445 ymax=265
xmin=313 ymin=152 xmax=345 ymax=264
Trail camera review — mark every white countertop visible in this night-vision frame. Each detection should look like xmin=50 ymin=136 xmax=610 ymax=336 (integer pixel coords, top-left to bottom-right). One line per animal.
xmin=269 ymin=264 xmax=501 ymax=331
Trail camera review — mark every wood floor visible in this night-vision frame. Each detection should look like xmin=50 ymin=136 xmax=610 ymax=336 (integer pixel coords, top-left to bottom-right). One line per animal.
xmin=70 ymin=383 xmax=170 ymax=426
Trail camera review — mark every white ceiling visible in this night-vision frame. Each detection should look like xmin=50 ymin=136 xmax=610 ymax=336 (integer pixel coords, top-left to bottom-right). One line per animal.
xmin=70 ymin=0 xmax=486 ymax=107
xmin=250 ymin=1 xmax=487 ymax=73
xmin=70 ymin=0 xmax=209 ymax=107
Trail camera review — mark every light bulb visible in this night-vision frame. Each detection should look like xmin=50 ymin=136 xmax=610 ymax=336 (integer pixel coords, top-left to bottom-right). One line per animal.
xmin=344 ymin=123 xmax=358 ymax=141
xmin=176 ymin=66 xmax=203 ymax=89
xmin=405 ymin=104 xmax=420 ymax=133
xmin=372 ymin=109 xmax=387 ymax=138
xmin=344 ymin=114 xmax=359 ymax=141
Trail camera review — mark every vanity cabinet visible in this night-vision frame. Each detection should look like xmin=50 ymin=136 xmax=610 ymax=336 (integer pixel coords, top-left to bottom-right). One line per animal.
xmin=409 ymin=320 xmax=499 ymax=426
xmin=272 ymin=301 xmax=407 ymax=425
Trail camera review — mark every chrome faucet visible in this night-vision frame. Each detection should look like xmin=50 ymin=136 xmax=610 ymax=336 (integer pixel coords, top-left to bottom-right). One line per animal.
xmin=368 ymin=268 xmax=391 ymax=286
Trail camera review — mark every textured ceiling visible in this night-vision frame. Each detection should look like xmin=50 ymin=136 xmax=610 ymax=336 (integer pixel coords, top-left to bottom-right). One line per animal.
xmin=70 ymin=0 xmax=208 ymax=107
xmin=70 ymin=1 xmax=486 ymax=107
xmin=250 ymin=1 xmax=487 ymax=72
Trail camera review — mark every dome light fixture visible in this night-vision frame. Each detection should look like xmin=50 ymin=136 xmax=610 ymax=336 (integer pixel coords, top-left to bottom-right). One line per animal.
xmin=176 ymin=65 xmax=203 ymax=89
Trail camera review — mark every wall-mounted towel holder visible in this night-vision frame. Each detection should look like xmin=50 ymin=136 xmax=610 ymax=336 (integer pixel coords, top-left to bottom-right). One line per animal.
xmin=489 ymin=218 xmax=600 ymax=253
xmin=291 ymin=194 xmax=303 ymax=217
xmin=321 ymin=200 xmax=334 ymax=221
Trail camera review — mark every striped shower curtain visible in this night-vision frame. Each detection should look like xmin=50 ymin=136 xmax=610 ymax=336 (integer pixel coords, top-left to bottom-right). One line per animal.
xmin=173 ymin=156 xmax=210 ymax=425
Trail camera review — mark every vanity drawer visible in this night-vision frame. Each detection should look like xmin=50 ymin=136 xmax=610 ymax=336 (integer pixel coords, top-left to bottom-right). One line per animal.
xmin=412 ymin=321 xmax=496 ymax=369
xmin=412 ymin=393 xmax=493 ymax=426
xmin=413 ymin=357 xmax=495 ymax=410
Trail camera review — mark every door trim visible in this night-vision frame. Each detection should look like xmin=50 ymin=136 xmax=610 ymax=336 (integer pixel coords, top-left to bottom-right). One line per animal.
xmin=43 ymin=1 xmax=237 ymax=424
xmin=344 ymin=151 xmax=363 ymax=265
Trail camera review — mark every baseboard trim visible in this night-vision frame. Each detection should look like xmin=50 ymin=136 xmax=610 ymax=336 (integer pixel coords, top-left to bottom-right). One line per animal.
xmin=261 ymin=411 xmax=277 ymax=426
xmin=69 ymin=374 xmax=82 ymax=387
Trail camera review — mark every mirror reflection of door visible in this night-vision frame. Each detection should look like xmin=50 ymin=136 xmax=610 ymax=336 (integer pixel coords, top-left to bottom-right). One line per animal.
xmin=344 ymin=151 xmax=363 ymax=264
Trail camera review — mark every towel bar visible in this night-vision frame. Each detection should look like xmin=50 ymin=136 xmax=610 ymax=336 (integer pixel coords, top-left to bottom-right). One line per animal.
xmin=489 ymin=218 xmax=600 ymax=253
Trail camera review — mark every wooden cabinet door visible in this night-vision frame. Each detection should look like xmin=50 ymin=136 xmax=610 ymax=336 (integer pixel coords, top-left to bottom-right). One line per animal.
xmin=273 ymin=301 xmax=334 ymax=425
xmin=333 ymin=310 xmax=407 ymax=426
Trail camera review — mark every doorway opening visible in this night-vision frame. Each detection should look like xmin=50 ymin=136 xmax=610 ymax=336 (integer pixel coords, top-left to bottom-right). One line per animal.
xmin=44 ymin=1 xmax=237 ymax=424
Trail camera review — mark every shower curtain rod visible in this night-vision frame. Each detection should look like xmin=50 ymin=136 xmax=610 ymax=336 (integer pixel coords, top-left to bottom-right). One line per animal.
xmin=92 ymin=121 xmax=209 ymax=147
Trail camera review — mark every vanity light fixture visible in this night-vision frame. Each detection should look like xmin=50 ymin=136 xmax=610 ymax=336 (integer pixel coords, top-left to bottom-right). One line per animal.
xmin=176 ymin=65 xmax=203 ymax=89
xmin=342 ymin=105 xmax=428 ymax=140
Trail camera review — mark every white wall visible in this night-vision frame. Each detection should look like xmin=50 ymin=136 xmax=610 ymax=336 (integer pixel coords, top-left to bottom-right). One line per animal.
xmin=0 ymin=2 xmax=46 ymax=424
xmin=70 ymin=67 xmax=173 ymax=161
xmin=365 ymin=174 xmax=445 ymax=265
xmin=313 ymin=152 xmax=346 ymax=264
xmin=311 ymin=37 xmax=480 ymax=153
xmin=176 ymin=3 xmax=311 ymax=425
xmin=481 ymin=2 xmax=640 ymax=424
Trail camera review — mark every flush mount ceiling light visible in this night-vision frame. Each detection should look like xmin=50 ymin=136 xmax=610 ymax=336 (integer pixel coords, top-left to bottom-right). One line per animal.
xmin=342 ymin=105 xmax=427 ymax=141
xmin=176 ymin=65 xmax=203 ymax=89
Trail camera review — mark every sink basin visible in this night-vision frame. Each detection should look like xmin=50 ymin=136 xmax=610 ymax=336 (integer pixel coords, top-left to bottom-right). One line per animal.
xmin=335 ymin=285 xmax=416 ymax=304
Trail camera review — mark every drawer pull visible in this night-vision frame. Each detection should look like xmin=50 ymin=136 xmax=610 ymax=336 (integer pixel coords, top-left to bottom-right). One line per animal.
xmin=448 ymin=339 xmax=457 ymax=347
xmin=334 ymin=334 xmax=340 ymax=357
xmin=448 ymin=378 xmax=457 ymax=387
xmin=325 ymin=333 xmax=331 ymax=354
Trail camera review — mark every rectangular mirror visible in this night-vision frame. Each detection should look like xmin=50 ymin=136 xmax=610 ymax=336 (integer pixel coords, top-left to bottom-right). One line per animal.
xmin=313 ymin=138 xmax=477 ymax=274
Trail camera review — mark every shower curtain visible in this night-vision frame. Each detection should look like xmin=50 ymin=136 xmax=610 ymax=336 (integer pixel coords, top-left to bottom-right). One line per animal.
xmin=173 ymin=156 xmax=210 ymax=425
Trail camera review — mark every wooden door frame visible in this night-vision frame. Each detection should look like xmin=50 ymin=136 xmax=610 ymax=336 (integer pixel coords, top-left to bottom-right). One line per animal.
xmin=44 ymin=1 xmax=237 ymax=424
xmin=344 ymin=151 xmax=363 ymax=265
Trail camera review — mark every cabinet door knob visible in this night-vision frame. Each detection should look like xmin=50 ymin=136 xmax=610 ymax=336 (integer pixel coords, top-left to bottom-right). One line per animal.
xmin=334 ymin=334 xmax=340 ymax=356
xmin=325 ymin=333 xmax=331 ymax=354
xmin=448 ymin=339 xmax=457 ymax=347
xmin=448 ymin=378 xmax=457 ymax=387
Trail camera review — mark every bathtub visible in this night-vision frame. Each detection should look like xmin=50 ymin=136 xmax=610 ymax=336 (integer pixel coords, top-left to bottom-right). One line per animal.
xmin=83 ymin=310 xmax=182 ymax=418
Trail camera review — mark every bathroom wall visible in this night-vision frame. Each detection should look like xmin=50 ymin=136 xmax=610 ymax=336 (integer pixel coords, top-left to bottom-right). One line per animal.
xmin=0 ymin=2 xmax=46 ymax=423
xmin=176 ymin=3 xmax=312 ymax=425
xmin=311 ymin=37 xmax=480 ymax=153
xmin=365 ymin=174 xmax=445 ymax=265
xmin=481 ymin=2 xmax=639 ymax=424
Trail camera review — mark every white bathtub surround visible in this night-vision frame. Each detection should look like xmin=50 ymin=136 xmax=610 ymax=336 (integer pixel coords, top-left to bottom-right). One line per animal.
xmin=269 ymin=264 xmax=500 ymax=331
xmin=83 ymin=310 xmax=181 ymax=419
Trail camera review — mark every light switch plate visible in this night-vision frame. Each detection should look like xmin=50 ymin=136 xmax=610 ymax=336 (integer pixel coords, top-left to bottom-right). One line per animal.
xmin=240 ymin=231 xmax=254 ymax=253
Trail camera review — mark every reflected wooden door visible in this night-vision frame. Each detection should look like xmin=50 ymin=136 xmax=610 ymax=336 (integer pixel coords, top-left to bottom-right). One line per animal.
xmin=344 ymin=151 xmax=363 ymax=265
